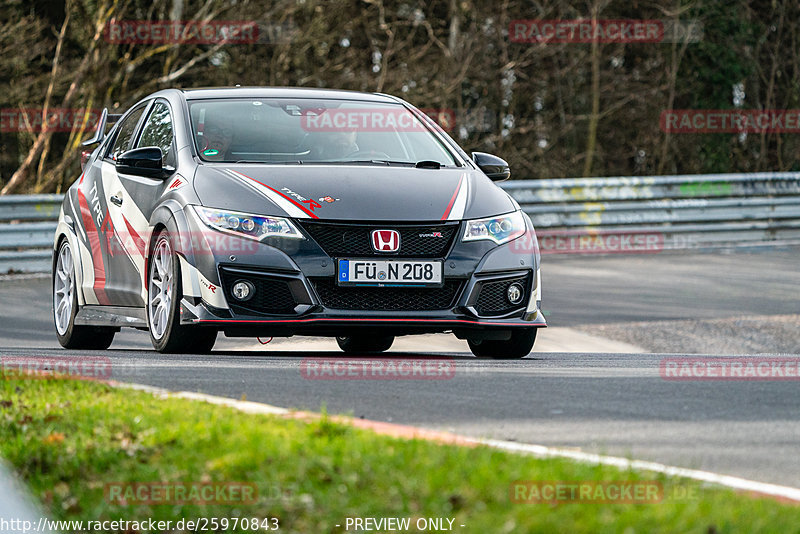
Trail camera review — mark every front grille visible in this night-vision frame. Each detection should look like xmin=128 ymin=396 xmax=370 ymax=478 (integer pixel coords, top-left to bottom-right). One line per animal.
xmin=474 ymin=274 xmax=530 ymax=316
xmin=219 ymin=267 xmax=297 ymax=315
xmin=299 ymin=222 xmax=458 ymax=258
xmin=310 ymin=278 xmax=464 ymax=311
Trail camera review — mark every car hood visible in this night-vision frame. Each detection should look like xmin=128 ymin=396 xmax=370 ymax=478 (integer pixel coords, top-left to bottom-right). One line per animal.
xmin=192 ymin=164 xmax=516 ymax=221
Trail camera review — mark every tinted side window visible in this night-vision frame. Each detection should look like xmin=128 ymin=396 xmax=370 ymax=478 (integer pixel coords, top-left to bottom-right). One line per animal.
xmin=110 ymin=105 xmax=146 ymax=160
xmin=137 ymin=102 xmax=175 ymax=166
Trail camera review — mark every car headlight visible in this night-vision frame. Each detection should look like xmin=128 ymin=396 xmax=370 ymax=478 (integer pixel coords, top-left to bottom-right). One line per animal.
xmin=192 ymin=206 xmax=304 ymax=240
xmin=463 ymin=210 xmax=526 ymax=245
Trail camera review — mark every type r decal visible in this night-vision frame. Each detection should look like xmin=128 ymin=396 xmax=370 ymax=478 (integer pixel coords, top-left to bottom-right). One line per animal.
xmin=77 ymin=187 xmax=110 ymax=305
xmin=226 ymin=170 xmax=320 ymax=219
xmin=281 ymin=187 xmax=322 ymax=212
xmin=87 ymin=182 xmax=104 ymax=228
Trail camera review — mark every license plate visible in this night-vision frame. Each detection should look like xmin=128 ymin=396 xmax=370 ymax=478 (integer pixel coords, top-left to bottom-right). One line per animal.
xmin=337 ymin=259 xmax=442 ymax=286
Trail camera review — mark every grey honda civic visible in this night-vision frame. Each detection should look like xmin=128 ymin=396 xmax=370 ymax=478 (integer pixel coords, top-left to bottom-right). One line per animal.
xmin=52 ymin=87 xmax=545 ymax=356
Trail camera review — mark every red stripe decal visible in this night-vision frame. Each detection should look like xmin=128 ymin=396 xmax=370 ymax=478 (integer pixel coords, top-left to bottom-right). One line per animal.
xmin=122 ymin=215 xmax=146 ymax=258
xmin=77 ymin=189 xmax=110 ymax=305
xmin=441 ymin=175 xmax=465 ymax=220
xmin=234 ymin=171 xmax=320 ymax=219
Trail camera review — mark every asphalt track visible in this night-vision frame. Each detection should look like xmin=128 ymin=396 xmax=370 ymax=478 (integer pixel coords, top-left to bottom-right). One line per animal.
xmin=1 ymin=249 xmax=799 ymax=487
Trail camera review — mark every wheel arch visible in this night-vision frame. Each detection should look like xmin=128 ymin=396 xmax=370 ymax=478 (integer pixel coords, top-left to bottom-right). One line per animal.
xmin=145 ymin=200 xmax=191 ymax=290
xmin=52 ymin=222 xmax=87 ymax=307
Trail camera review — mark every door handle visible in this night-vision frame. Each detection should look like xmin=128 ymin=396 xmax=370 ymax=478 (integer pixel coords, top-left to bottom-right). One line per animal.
xmin=110 ymin=195 xmax=123 ymax=206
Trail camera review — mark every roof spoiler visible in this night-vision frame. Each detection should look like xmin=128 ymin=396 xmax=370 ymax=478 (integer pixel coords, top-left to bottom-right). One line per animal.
xmin=81 ymin=108 xmax=123 ymax=146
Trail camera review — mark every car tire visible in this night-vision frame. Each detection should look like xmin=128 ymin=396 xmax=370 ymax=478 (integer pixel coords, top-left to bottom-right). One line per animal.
xmin=336 ymin=335 xmax=394 ymax=354
xmin=147 ymin=229 xmax=217 ymax=354
xmin=467 ymin=329 xmax=537 ymax=359
xmin=53 ymin=239 xmax=116 ymax=350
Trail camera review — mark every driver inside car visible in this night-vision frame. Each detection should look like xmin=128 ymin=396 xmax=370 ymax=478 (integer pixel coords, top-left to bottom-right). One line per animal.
xmin=312 ymin=129 xmax=360 ymax=160
xmin=197 ymin=108 xmax=234 ymax=161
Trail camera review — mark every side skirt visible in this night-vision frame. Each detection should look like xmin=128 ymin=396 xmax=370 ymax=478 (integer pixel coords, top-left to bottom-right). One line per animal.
xmin=75 ymin=305 xmax=147 ymax=328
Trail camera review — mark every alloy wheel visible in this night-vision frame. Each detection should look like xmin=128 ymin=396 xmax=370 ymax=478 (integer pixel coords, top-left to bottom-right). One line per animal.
xmin=148 ymin=237 xmax=174 ymax=339
xmin=53 ymin=242 xmax=74 ymax=335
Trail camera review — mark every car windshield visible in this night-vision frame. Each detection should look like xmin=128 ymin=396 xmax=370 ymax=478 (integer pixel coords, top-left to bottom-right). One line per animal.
xmin=188 ymin=98 xmax=458 ymax=166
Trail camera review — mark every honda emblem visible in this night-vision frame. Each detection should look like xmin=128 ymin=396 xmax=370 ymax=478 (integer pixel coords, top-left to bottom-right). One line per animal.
xmin=371 ymin=229 xmax=400 ymax=252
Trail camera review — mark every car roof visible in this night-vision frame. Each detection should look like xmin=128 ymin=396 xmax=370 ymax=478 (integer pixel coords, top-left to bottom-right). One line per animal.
xmin=150 ymin=87 xmax=403 ymax=104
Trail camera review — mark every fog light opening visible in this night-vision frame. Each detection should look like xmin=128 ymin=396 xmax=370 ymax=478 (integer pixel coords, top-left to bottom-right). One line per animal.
xmin=507 ymin=282 xmax=524 ymax=305
xmin=232 ymin=280 xmax=255 ymax=301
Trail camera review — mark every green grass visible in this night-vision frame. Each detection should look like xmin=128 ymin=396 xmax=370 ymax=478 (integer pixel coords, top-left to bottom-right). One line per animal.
xmin=0 ymin=376 xmax=798 ymax=533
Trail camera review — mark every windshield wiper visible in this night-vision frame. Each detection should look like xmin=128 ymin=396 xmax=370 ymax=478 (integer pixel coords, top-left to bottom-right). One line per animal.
xmin=233 ymin=160 xmax=304 ymax=164
xmin=326 ymin=160 xmax=444 ymax=168
xmin=344 ymin=159 xmax=415 ymax=166
xmin=284 ymin=159 xmax=412 ymax=166
xmin=235 ymin=160 xmax=446 ymax=167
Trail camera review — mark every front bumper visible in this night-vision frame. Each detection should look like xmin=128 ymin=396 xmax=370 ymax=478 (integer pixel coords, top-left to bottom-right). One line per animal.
xmin=177 ymin=211 xmax=545 ymax=336
xmin=182 ymin=301 xmax=546 ymax=338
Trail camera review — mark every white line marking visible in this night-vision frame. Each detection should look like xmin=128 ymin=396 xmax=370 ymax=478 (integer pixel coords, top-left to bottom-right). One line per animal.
xmin=0 ymin=273 xmax=51 ymax=281
xmin=471 ymin=438 xmax=800 ymax=501
xmin=115 ymin=382 xmax=288 ymax=415
xmin=113 ymin=380 xmax=800 ymax=502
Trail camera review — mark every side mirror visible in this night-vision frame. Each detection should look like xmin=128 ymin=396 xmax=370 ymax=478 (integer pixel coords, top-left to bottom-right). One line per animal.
xmin=472 ymin=152 xmax=510 ymax=181
xmin=116 ymin=147 xmax=168 ymax=178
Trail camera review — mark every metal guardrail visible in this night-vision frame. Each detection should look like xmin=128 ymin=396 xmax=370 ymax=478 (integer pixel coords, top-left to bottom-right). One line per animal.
xmin=0 ymin=195 xmax=61 ymax=273
xmin=504 ymin=172 xmax=800 ymax=252
xmin=0 ymin=194 xmax=63 ymax=222
xmin=1 ymin=172 xmax=799 ymax=272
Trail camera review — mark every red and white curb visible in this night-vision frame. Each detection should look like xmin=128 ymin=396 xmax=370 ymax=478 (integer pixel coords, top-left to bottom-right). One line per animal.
xmin=117 ymin=381 xmax=800 ymax=503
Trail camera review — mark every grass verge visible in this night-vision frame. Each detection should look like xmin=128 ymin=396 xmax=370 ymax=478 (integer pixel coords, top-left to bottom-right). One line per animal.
xmin=0 ymin=376 xmax=798 ymax=533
